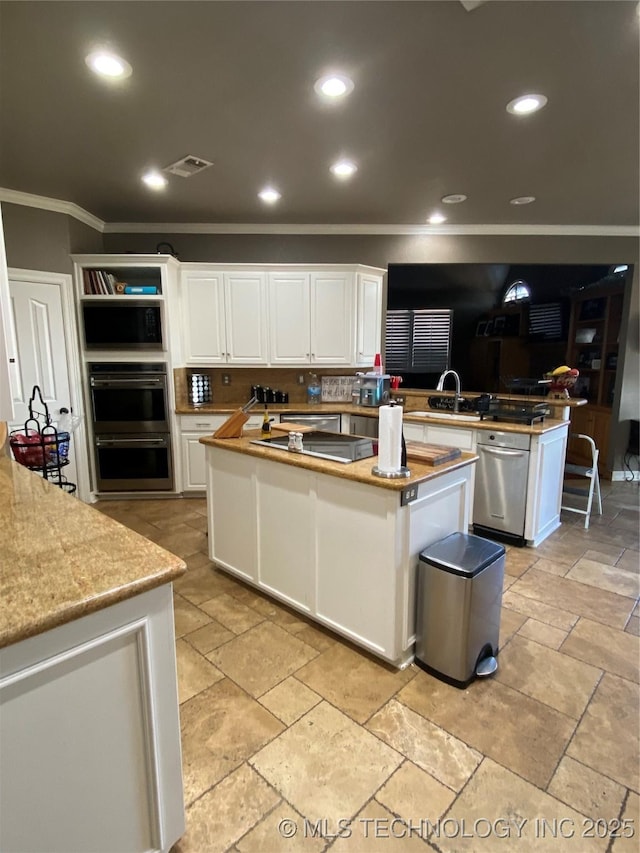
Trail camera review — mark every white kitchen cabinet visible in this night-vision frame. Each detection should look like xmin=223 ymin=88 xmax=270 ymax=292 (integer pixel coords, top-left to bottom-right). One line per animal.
xmin=268 ymin=272 xmax=311 ymax=363
xmin=223 ymin=271 xmax=269 ymax=363
xmin=355 ymin=271 xmax=383 ymax=367
xmin=310 ymin=271 xmax=354 ymax=364
xmin=179 ymin=412 xmax=278 ymax=493
xmin=205 ymin=443 xmax=474 ymax=665
xmin=180 ymin=264 xmax=383 ymax=368
xmin=180 ymin=268 xmax=269 ymax=365
xmin=179 ymin=414 xmax=227 ymax=493
xmin=402 ymin=422 xmax=426 ymax=443
xmin=425 ymin=424 xmax=476 ymax=451
xmin=180 ymin=270 xmax=226 ymax=364
xmin=0 ymin=584 xmax=184 ymax=852
xmin=269 ymin=270 xmax=354 ymax=365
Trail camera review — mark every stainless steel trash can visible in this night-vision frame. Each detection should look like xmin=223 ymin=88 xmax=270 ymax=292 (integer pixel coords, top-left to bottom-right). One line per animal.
xmin=415 ymin=532 xmax=505 ymax=688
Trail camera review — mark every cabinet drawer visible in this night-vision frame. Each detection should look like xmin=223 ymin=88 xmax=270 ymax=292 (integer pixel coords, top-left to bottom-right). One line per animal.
xmin=179 ymin=414 xmax=224 ymax=431
xmin=426 ymin=425 xmax=474 ymax=451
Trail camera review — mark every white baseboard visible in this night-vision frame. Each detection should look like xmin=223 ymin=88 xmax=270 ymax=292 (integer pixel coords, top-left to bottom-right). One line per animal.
xmin=611 ymin=470 xmax=640 ymax=482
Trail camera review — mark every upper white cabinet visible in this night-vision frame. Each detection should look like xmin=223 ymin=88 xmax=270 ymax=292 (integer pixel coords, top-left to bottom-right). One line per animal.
xmin=78 ymin=259 xmax=384 ymax=368
xmin=356 ymin=271 xmax=383 ymax=367
xmin=269 ymin=270 xmax=355 ymax=365
xmin=180 ymin=270 xmax=226 ymax=363
xmin=269 ymin=272 xmax=311 ymax=363
xmin=310 ymin=272 xmax=354 ymax=364
xmin=223 ymin=271 xmax=269 ymax=363
xmin=180 ymin=267 xmax=269 ymax=365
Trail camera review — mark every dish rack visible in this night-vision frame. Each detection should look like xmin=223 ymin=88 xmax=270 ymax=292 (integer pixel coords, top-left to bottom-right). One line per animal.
xmin=9 ymin=385 xmax=76 ymax=495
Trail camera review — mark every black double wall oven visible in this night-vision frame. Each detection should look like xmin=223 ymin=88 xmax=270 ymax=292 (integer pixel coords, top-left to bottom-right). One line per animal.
xmin=88 ymin=362 xmax=173 ymax=491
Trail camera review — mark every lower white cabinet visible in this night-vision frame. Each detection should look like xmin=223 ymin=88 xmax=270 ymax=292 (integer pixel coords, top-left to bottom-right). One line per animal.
xmin=179 ymin=413 xmax=278 ymax=492
xmin=0 ymin=585 xmax=184 ymax=853
xmin=180 ymin=415 xmax=226 ymax=493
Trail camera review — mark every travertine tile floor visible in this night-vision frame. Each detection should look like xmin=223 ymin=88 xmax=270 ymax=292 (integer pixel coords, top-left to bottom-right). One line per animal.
xmin=95 ymin=480 xmax=640 ymax=852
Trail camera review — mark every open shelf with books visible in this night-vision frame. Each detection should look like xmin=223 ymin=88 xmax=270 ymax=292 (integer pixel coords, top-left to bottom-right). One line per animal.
xmin=81 ymin=266 xmax=163 ymax=297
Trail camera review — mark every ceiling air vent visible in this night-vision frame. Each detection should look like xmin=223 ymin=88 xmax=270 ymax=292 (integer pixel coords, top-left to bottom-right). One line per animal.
xmin=164 ymin=155 xmax=213 ymax=178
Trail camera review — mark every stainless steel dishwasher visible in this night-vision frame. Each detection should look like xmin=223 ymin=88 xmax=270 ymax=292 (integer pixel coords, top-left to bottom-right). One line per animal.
xmin=472 ymin=430 xmax=530 ymax=546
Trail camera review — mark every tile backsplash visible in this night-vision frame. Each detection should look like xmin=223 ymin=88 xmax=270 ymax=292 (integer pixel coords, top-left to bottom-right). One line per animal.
xmin=174 ymin=366 xmax=362 ymax=408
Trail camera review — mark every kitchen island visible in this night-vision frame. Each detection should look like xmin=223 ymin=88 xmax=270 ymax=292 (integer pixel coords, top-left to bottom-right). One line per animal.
xmin=0 ymin=457 xmax=186 ymax=853
xmin=201 ymin=432 xmax=477 ymax=667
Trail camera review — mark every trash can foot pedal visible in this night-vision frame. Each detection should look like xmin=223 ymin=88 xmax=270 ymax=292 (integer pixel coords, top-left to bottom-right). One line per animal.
xmin=475 ymin=656 xmax=498 ymax=678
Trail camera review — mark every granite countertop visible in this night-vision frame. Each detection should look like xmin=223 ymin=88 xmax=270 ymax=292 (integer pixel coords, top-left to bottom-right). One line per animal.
xmin=0 ymin=457 xmax=186 ymax=649
xmin=181 ymin=401 xmax=571 ymax=436
xmin=200 ymin=430 xmax=477 ymax=491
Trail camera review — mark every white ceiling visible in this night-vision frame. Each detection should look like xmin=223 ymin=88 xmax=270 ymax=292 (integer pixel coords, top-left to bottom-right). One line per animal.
xmin=0 ymin=0 xmax=638 ymax=232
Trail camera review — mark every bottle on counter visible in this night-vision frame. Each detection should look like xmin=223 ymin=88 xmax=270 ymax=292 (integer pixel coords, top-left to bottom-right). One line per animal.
xmin=307 ymin=373 xmax=321 ymax=405
xmin=261 ymin=405 xmax=272 ymax=437
xmin=351 ymin=373 xmax=364 ymax=405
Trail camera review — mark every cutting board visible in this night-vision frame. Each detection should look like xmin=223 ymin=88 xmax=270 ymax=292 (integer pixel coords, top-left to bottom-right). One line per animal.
xmin=272 ymin=422 xmax=316 ymax=433
xmin=405 ymin=441 xmax=462 ymax=466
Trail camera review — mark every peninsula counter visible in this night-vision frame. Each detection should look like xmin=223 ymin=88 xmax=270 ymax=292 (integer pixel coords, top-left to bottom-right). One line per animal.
xmin=0 ymin=457 xmax=186 ymax=853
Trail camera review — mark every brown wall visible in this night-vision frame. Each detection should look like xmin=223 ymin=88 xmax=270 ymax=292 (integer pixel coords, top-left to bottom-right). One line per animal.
xmin=103 ymin=231 xmax=638 ymax=269
xmin=2 ymin=204 xmax=105 ymax=272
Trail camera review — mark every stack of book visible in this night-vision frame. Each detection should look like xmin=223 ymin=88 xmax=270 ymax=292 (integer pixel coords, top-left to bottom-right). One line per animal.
xmin=82 ymin=269 xmax=119 ymax=294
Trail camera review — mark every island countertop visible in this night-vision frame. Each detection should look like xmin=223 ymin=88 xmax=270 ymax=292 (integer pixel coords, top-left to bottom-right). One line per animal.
xmin=200 ymin=430 xmax=477 ymax=491
xmin=0 ymin=457 xmax=186 ymax=649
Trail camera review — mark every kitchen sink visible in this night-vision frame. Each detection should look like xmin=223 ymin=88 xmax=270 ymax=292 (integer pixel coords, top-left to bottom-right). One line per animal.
xmin=407 ymin=411 xmax=481 ymax=422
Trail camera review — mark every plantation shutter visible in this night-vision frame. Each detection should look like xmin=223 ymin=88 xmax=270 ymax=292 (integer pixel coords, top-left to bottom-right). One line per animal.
xmin=528 ymin=303 xmax=563 ymax=340
xmin=385 ymin=309 xmax=452 ymax=371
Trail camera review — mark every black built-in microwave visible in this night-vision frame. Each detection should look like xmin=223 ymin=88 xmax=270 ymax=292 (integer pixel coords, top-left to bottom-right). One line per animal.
xmin=82 ymin=300 xmax=163 ymax=350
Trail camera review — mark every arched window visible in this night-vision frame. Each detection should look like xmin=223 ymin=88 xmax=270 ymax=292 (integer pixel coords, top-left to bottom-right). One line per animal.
xmin=503 ymin=279 xmax=531 ymax=305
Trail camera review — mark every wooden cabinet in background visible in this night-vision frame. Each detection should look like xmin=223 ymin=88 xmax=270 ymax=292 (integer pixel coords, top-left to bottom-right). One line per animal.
xmin=469 ymin=336 xmax=530 ymax=394
xmin=565 ymin=284 xmax=624 ymax=476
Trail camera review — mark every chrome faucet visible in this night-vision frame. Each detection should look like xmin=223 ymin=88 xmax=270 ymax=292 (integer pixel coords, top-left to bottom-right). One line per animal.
xmin=436 ymin=369 xmax=462 ymax=412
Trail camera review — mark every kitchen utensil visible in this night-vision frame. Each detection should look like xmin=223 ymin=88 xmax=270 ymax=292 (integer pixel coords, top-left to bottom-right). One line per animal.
xmin=213 ymin=396 xmax=258 ymax=438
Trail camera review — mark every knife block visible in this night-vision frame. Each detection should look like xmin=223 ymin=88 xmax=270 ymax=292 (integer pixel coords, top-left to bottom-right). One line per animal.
xmin=213 ymin=409 xmax=250 ymax=438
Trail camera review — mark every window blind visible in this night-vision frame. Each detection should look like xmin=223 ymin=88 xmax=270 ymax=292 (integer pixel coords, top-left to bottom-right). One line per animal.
xmin=385 ymin=309 xmax=452 ymax=371
xmin=528 ymin=303 xmax=563 ymax=340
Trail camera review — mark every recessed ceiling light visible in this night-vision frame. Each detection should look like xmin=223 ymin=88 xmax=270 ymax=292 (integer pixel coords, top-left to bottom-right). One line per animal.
xmin=441 ymin=194 xmax=467 ymax=204
xmin=85 ymin=49 xmax=132 ymax=80
xmin=428 ymin=213 xmax=447 ymax=225
xmin=142 ymin=170 xmax=167 ymax=190
xmin=510 ymin=196 xmax=536 ymax=205
xmin=258 ymin=187 xmax=281 ymax=204
xmin=330 ymin=159 xmax=358 ymax=179
xmin=506 ymin=94 xmax=548 ymax=115
xmin=314 ymin=74 xmax=354 ymax=98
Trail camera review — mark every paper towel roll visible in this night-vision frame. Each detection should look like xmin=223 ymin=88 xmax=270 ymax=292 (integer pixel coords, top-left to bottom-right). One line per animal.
xmin=377 ymin=404 xmax=403 ymax=473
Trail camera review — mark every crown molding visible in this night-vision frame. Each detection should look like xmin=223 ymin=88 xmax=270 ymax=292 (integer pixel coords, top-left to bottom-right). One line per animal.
xmin=106 ymin=222 xmax=639 ymax=237
xmin=0 ymin=188 xmax=105 ymax=232
xmin=1 ymin=188 xmax=637 ymax=238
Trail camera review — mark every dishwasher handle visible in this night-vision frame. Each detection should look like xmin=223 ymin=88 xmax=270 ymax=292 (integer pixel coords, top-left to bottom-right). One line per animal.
xmin=478 ymin=446 xmax=528 ymax=458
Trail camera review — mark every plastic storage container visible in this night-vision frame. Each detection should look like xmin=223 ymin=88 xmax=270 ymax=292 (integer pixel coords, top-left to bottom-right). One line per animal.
xmin=415 ymin=532 xmax=505 ymax=688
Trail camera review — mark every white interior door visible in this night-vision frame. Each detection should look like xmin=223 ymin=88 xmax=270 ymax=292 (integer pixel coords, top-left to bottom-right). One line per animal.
xmin=8 ymin=271 xmax=86 ymax=496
